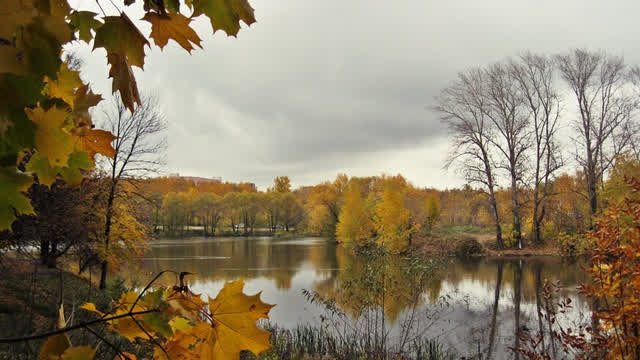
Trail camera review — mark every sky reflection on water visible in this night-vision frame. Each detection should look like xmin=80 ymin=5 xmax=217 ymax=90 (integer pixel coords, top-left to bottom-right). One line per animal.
xmin=140 ymin=236 xmax=589 ymax=358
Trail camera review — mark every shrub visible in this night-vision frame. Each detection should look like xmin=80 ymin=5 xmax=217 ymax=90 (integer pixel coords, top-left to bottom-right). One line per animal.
xmin=556 ymin=232 xmax=590 ymax=257
xmin=454 ymin=236 xmax=484 ymax=258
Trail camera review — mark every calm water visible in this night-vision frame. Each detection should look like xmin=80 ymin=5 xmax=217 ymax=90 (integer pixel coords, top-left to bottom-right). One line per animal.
xmin=139 ymin=236 xmax=590 ymax=358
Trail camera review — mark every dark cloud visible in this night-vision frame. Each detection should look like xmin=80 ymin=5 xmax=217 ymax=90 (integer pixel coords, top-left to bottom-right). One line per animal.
xmin=71 ymin=0 xmax=640 ymax=189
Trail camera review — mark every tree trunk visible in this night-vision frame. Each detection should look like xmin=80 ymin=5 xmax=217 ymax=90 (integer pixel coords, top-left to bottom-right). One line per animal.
xmin=40 ymin=238 xmax=49 ymax=265
xmin=46 ymin=238 xmax=58 ymax=268
xmin=511 ymin=173 xmax=523 ymax=249
xmin=534 ymin=263 xmax=546 ymax=351
xmin=483 ymin=148 xmax=503 ymax=249
xmin=487 ymin=261 xmax=503 ymax=359
xmin=489 ymin=190 xmax=503 ymax=249
xmin=513 ymin=260 xmax=523 ymax=360
xmin=99 ymin=181 xmax=116 ymax=290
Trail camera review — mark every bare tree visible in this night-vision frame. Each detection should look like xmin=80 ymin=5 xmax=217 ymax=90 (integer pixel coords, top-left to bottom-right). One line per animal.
xmin=484 ymin=62 xmax=531 ymax=249
xmin=435 ymin=68 xmax=504 ymax=249
xmin=98 ymin=94 xmax=167 ymax=289
xmin=556 ymin=49 xmax=637 ymax=222
xmin=511 ymin=53 xmax=563 ymax=244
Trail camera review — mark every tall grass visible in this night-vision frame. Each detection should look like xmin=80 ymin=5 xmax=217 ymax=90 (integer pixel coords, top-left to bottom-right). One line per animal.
xmin=242 ymin=323 xmax=457 ymax=360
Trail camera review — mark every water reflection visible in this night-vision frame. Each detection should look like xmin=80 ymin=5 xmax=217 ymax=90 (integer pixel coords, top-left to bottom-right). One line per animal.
xmin=140 ymin=236 xmax=589 ymax=358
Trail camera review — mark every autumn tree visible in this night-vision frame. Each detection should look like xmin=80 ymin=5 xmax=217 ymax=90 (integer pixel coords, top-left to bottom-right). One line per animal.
xmin=336 ymin=180 xmax=373 ymax=247
xmin=271 ymin=176 xmax=291 ymax=193
xmin=556 ymin=49 xmax=638 ymax=222
xmin=263 ymin=192 xmax=282 ymax=233
xmin=162 ymin=191 xmax=187 ymax=235
xmin=307 ymin=174 xmax=349 ymax=238
xmin=424 ymin=194 xmax=440 ymax=236
xmin=195 ymin=192 xmax=224 ymax=236
xmin=222 ymin=192 xmax=242 ymax=235
xmin=484 ymin=61 xmax=530 ymax=249
xmin=98 ymin=94 xmax=167 ymax=289
xmin=374 ymin=177 xmax=414 ymax=253
xmin=436 ymin=69 xmax=505 ymax=248
xmin=511 ymin=53 xmax=563 ymax=244
xmin=279 ymin=192 xmax=304 ymax=232
xmin=0 ymin=179 xmax=101 ymax=268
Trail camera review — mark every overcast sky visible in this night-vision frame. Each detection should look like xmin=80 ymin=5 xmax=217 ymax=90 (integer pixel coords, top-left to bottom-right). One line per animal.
xmin=69 ymin=0 xmax=640 ymax=190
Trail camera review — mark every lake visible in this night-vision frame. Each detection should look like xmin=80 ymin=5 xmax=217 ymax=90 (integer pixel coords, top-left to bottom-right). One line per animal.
xmin=140 ymin=236 xmax=590 ymax=359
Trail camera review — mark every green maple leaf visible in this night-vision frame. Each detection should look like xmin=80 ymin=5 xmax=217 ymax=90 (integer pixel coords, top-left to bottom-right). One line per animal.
xmin=69 ymin=11 xmax=102 ymax=42
xmin=59 ymin=151 xmax=92 ymax=185
xmin=0 ymin=167 xmax=34 ymax=230
xmin=191 ymin=0 xmax=256 ymax=37
xmin=93 ymin=13 xmax=149 ymax=69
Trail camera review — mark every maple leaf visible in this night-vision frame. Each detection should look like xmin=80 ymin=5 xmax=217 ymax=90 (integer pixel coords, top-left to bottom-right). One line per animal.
xmin=58 ymin=346 xmax=96 ymax=360
xmin=39 ymin=334 xmax=71 ymax=360
xmin=72 ymin=127 xmax=116 ymax=159
xmin=72 ymin=84 xmax=103 ymax=128
xmin=69 ymin=11 xmax=102 ymax=42
xmin=190 ymin=0 xmax=256 ymax=37
xmin=79 ymin=302 xmax=105 ymax=317
xmin=142 ymin=13 xmax=202 ymax=53
xmin=26 ymin=151 xmax=92 ymax=186
xmin=106 ymin=52 xmax=141 ymax=113
xmin=25 ymin=106 xmax=73 ymax=167
xmin=58 ymin=151 xmax=92 ymax=185
xmin=166 ymin=287 xmax=207 ymax=320
xmin=44 ymin=63 xmax=83 ymax=108
xmin=193 ymin=279 xmax=274 ymax=359
xmin=93 ymin=13 xmax=149 ymax=69
xmin=26 ymin=152 xmax=57 ymax=185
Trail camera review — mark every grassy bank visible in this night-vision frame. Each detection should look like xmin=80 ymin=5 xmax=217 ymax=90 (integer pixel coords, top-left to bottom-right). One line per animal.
xmin=0 ymin=257 xmax=144 ymax=360
xmin=417 ymin=224 xmax=563 ymax=257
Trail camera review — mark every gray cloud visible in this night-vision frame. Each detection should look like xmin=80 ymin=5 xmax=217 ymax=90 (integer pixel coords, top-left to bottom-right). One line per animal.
xmin=70 ymin=0 xmax=640 ymax=189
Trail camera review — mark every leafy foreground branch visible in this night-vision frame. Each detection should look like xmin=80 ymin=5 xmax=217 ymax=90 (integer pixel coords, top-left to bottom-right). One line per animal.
xmin=514 ymin=176 xmax=640 ymax=359
xmin=0 ymin=272 xmax=274 ymax=360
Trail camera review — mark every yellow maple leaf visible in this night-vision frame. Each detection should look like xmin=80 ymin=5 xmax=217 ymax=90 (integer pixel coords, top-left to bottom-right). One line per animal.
xmin=45 ymin=64 xmax=83 ymax=109
xmin=59 ymin=346 xmax=96 ymax=360
xmin=25 ymin=106 xmax=73 ymax=167
xmin=39 ymin=334 xmax=71 ymax=360
xmin=142 ymin=13 xmax=202 ymax=53
xmin=192 ymin=279 xmax=274 ymax=359
xmin=80 ymin=302 xmax=105 ymax=317
xmin=166 ymin=288 xmax=207 ymax=319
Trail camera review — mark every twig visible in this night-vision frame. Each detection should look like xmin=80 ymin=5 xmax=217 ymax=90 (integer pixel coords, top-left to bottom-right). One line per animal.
xmin=84 ymin=326 xmax=132 ymax=360
xmin=0 ymin=309 xmax=158 ymax=343
xmin=131 ymin=316 xmax=170 ymax=360
xmin=131 ymin=270 xmax=174 ymax=311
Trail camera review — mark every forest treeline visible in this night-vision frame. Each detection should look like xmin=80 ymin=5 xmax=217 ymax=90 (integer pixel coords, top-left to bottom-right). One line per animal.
xmin=5 ymin=153 xmax=636 ymax=272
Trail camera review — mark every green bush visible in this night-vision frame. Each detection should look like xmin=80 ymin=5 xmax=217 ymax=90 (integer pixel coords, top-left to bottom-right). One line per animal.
xmin=556 ymin=232 xmax=590 ymax=257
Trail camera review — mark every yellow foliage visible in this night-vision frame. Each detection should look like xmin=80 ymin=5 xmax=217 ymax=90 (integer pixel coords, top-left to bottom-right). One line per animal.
xmin=74 ymin=278 xmax=273 ymax=360
xmin=336 ymin=180 xmax=373 ymax=246
xmin=374 ymin=178 xmax=413 ymax=253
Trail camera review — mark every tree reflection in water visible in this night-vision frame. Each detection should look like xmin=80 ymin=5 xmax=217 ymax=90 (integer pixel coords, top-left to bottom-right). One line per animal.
xmin=140 ymin=237 xmax=590 ymax=359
